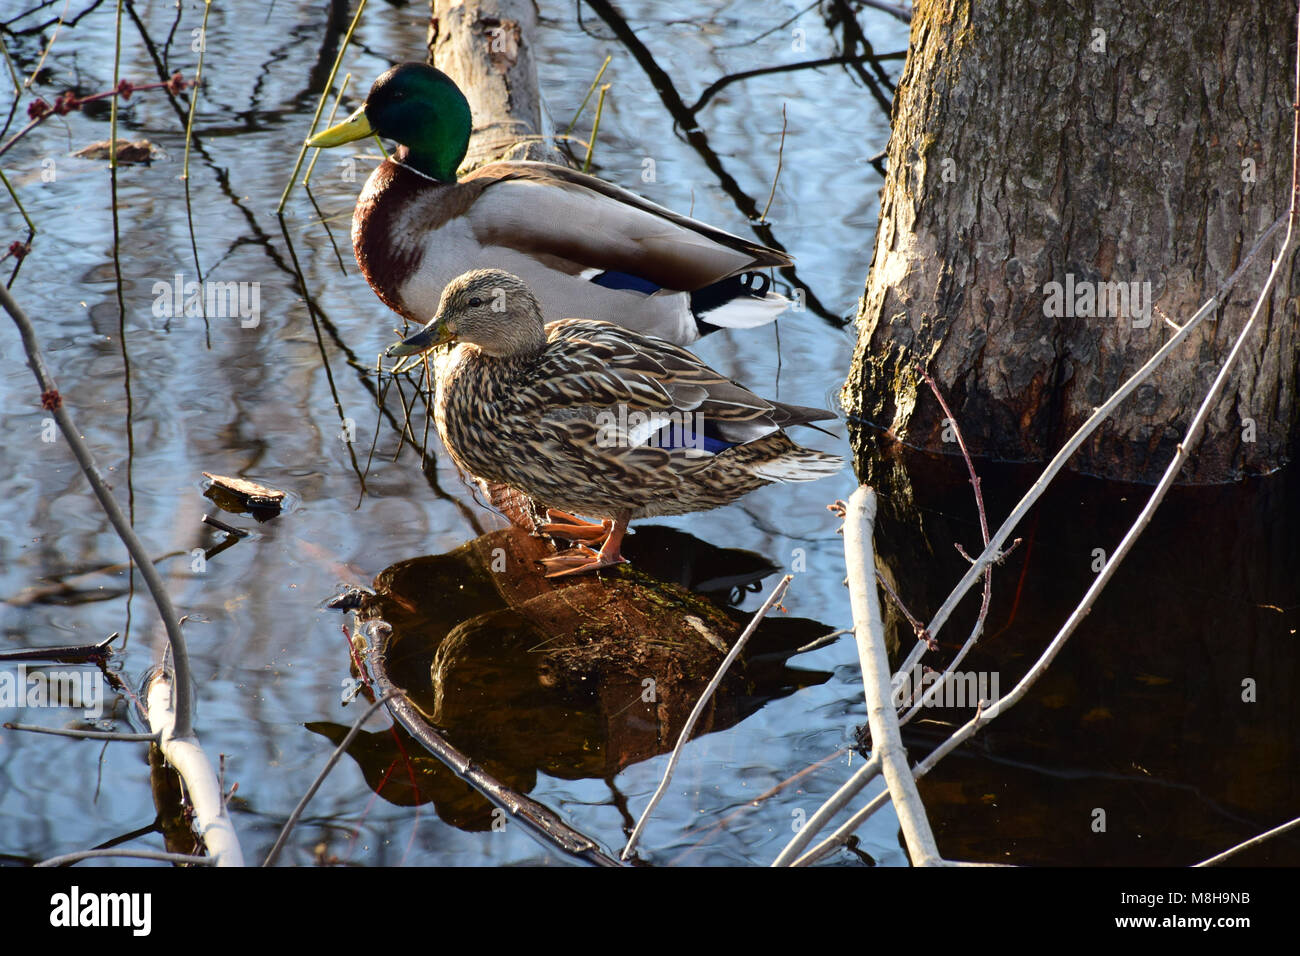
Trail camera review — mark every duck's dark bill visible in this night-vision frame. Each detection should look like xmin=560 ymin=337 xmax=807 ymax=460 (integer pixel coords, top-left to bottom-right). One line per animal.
xmin=306 ymin=104 xmax=373 ymax=148
xmin=386 ymin=323 xmax=453 ymax=357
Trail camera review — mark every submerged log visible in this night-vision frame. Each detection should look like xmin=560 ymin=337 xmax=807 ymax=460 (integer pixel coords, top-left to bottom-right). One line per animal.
xmin=351 ymin=526 xmax=830 ymax=791
xmin=427 ymin=0 xmax=566 ymax=169
xmin=842 ymin=0 xmax=1299 ymax=483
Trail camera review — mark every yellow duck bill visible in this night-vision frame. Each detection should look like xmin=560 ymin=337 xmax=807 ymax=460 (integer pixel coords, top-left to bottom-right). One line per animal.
xmin=305 ymin=104 xmax=374 ymax=148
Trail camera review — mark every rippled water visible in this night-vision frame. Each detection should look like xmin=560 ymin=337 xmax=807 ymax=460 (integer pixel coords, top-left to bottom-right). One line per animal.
xmin=1 ymin=0 xmax=1294 ymax=869
xmin=0 ymin=0 xmax=904 ymax=867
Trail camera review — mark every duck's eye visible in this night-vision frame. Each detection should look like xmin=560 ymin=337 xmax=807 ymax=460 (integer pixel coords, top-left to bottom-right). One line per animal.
xmin=467 ymin=297 xmax=483 ymax=308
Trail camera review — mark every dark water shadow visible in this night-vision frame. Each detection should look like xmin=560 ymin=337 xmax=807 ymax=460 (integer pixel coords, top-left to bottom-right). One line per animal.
xmin=859 ymin=440 xmax=1300 ymax=865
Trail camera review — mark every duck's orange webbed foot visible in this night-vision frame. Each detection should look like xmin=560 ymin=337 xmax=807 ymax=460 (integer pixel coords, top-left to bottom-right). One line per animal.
xmin=538 ymin=514 xmax=630 ymax=578
xmin=539 ymin=545 xmax=629 ymax=578
xmin=536 ymin=509 xmax=611 ymax=547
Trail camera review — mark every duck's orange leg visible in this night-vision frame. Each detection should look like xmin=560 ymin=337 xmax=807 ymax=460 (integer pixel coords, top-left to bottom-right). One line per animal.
xmin=536 ymin=508 xmax=611 ymax=547
xmin=540 ymin=514 xmax=630 ymax=578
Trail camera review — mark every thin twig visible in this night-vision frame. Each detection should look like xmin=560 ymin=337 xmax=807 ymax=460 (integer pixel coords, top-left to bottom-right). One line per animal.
xmin=304 ymin=71 xmax=350 ymax=186
xmin=875 ymin=567 xmax=931 ymax=645
xmin=622 ymin=574 xmax=793 ymax=860
xmin=24 ymin=0 xmax=72 ymax=91
xmin=0 ymin=167 xmax=34 ymax=233
xmin=860 ymin=0 xmax=912 ymax=24
xmin=181 ymin=0 xmax=213 ymax=346
xmin=201 ymin=513 xmax=248 ymax=537
xmin=1195 ymin=814 xmax=1300 ymax=867
xmin=5 ymin=723 xmax=157 ymax=742
xmin=0 ymin=31 xmax=21 ymax=94
xmin=689 ymin=52 xmax=905 ymax=115
xmin=109 ymin=0 xmax=124 ymax=171
xmin=795 ymin=627 xmax=850 ymax=654
xmin=760 ymin=103 xmax=787 ymax=223
xmin=896 ymin=369 xmax=995 ymax=717
xmin=0 ymin=284 xmax=195 ymax=738
xmin=0 ymin=75 xmax=187 ymax=163
xmin=277 ymin=0 xmax=367 ymax=213
xmin=0 ymin=632 xmax=119 ymax=662
xmin=263 ymin=690 xmax=396 ymax=866
xmin=582 ymin=82 xmax=610 ymax=174
xmin=180 ymin=0 xmax=211 ymax=182
xmin=565 ymin=54 xmax=611 ymax=135
xmin=892 ymin=209 xmax=1289 ymax=690
xmin=36 ymin=848 xmax=215 ymax=867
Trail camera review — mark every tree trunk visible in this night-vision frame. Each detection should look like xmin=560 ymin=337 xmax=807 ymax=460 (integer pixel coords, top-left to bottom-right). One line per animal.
xmin=842 ymin=0 xmax=1300 ymax=483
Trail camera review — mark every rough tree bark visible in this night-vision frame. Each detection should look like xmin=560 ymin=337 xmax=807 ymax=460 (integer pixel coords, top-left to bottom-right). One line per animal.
xmin=842 ymin=0 xmax=1300 ymax=483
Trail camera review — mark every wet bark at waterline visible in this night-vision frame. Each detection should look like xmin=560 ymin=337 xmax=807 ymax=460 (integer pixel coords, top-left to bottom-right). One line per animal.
xmin=842 ymin=0 xmax=1300 ymax=483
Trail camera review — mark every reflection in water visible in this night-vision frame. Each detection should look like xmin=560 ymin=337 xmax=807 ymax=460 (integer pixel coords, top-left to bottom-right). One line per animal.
xmin=856 ymin=433 xmax=1300 ymax=865
xmin=319 ymin=526 xmax=833 ymax=836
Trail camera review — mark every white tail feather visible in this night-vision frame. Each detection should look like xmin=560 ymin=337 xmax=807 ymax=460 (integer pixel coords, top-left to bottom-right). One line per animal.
xmin=752 ymin=450 xmax=843 ymax=483
xmin=700 ymin=292 xmax=789 ymax=329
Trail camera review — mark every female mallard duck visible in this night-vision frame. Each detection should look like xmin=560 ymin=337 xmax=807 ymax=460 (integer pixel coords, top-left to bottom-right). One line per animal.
xmin=306 ymin=63 xmax=791 ymax=344
xmin=386 ymin=269 xmax=841 ymax=577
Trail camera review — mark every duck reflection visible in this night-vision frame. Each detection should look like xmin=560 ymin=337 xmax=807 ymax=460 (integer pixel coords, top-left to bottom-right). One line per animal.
xmin=312 ymin=524 xmax=834 ymax=831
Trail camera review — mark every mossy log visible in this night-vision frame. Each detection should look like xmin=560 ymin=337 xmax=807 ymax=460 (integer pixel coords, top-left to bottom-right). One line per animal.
xmin=355 ymin=527 xmax=830 ymax=783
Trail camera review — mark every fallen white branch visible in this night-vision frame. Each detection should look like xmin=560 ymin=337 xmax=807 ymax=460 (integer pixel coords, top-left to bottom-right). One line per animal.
xmin=786 ymin=488 xmax=948 ymax=867
xmin=843 ymin=488 xmax=943 ymax=865
xmin=147 ymin=671 xmax=244 ymax=867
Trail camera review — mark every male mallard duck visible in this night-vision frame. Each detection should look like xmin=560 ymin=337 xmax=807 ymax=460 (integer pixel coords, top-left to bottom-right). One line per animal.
xmin=306 ymin=62 xmax=791 ymax=344
xmin=386 ymin=269 xmax=842 ymax=577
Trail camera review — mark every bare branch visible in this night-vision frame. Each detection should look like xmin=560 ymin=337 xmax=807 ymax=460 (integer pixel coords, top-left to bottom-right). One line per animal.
xmin=264 ymin=690 xmax=397 ymax=867
xmin=1196 ymin=815 xmax=1300 ymax=867
xmin=841 ymin=488 xmax=944 ymax=865
xmin=5 ymin=723 xmax=156 ymax=742
xmin=36 ymin=848 xmax=216 ymax=867
xmin=0 ymin=283 xmax=195 ymax=738
xmin=622 ymin=574 xmax=793 ymax=860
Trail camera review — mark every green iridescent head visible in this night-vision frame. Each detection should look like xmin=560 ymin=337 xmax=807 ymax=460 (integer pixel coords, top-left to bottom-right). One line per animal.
xmin=307 ymin=63 xmax=471 ymax=181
